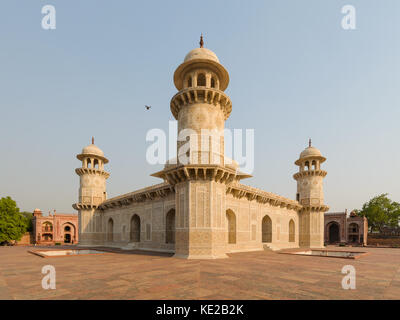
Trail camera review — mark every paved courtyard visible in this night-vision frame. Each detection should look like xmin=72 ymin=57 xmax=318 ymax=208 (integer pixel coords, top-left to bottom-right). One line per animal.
xmin=0 ymin=246 xmax=399 ymax=299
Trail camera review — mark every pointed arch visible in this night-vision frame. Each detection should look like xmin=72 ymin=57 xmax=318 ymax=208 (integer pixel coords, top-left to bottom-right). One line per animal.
xmin=210 ymin=77 xmax=216 ymax=88
xmin=42 ymin=221 xmax=53 ymax=232
xmin=130 ymin=214 xmax=141 ymax=242
xmin=197 ymin=73 xmax=206 ymax=86
xmin=262 ymin=215 xmax=272 ymax=243
xmin=62 ymin=222 xmax=75 ymax=244
xmin=328 ymin=222 xmax=340 ymax=243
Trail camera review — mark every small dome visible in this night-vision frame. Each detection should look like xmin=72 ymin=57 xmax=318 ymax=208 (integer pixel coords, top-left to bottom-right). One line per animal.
xmin=81 ymin=144 xmax=104 ymax=157
xmin=184 ymin=47 xmax=219 ymax=63
xmin=173 ymin=37 xmax=230 ymax=92
xmin=299 ymin=146 xmax=322 ymax=159
xmin=350 ymin=210 xmax=358 ymax=217
xmin=77 ymin=139 xmax=109 ymax=163
xmin=34 ymin=208 xmax=41 ymax=212
xmin=295 ymin=144 xmax=326 ymax=166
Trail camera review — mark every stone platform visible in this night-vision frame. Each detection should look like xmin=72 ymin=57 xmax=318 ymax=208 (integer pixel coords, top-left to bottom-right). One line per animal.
xmin=0 ymin=245 xmax=399 ymax=299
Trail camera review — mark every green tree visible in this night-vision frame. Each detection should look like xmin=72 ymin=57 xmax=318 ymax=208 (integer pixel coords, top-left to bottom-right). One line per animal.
xmin=359 ymin=194 xmax=400 ymax=232
xmin=0 ymin=197 xmax=28 ymax=244
xmin=20 ymin=211 xmax=33 ymax=232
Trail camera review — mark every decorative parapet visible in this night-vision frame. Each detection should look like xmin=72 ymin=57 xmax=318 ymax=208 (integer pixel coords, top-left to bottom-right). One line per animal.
xmin=170 ymin=87 xmax=232 ymax=120
xmin=151 ymin=164 xmax=251 ymax=186
xmin=325 ymin=212 xmax=346 ymax=216
xmin=293 ymin=169 xmax=327 ymax=180
xmin=72 ymin=203 xmax=99 ymax=210
xmin=300 ymin=204 xmax=330 ymax=213
xmin=75 ymin=167 xmax=110 ymax=178
xmin=97 ymin=182 xmax=174 ymax=210
xmin=226 ymin=183 xmax=302 ymax=210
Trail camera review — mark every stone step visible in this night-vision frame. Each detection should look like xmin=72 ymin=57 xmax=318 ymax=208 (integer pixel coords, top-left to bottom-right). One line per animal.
xmin=121 ymin=242 xmax=140 ymax=250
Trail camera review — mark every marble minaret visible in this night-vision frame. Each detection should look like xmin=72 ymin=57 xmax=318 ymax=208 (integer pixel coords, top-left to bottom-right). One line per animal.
xmin=73 ymin=138 xmax=109 ymax=245
xmin=293 ymin=139 xmax=329 ymax=248
xmin=153 ymin=36 xmax=249 ymax=258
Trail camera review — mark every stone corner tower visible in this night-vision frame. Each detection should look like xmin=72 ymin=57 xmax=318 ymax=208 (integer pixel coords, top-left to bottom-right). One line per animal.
xmin=293 ymin=139 xmax=329 ymax=248
xmin=152 ymin=36 xmax=250 ymax=259
xmin=73 ymin=137 xmax=109 ymax=245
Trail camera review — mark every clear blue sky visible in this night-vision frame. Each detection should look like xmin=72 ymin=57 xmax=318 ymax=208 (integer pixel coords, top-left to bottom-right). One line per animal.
xmin=0 ymin=0 xmax=399 ymax=214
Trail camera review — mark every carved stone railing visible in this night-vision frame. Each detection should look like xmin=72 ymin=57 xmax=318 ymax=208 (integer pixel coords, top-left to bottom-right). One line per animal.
xmin=226 ymin=183 xmax=302 ymax=210
xmin=170 ymin=87 xmax=232 ymax=120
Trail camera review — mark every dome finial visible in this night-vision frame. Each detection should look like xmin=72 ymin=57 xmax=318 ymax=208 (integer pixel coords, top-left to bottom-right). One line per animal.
xmin=92 ymin=136 xmax=94 ymax=145
xmin=308 ymin=138 xmax=312 ymax=147
xmin=199 ymin=34 xmax=204 ymax=48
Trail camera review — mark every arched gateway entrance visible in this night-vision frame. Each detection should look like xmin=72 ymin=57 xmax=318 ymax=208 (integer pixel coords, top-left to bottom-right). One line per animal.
xmin=328 ymin=222 xmax=340 ymax=243
xmin=130 ymin=214 xmax=141 ymax=242
xmin=64 ymin=234 xmax=71 ymax=243
xmin=262 ymin=215 xmax=272 ymax=243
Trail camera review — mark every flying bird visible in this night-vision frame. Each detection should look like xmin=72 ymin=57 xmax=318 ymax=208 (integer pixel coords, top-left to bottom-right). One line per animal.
xmin=145 ymin=105 xmax=151 ymax=110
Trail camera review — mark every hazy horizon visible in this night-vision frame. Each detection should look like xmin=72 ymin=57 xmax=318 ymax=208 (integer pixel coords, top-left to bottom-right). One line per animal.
xmin=0 ymin=0 xmax=399 ymax=214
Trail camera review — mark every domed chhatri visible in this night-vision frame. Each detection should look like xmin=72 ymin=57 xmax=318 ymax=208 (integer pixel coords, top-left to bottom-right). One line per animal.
xmin=77 ymin=137 xmax=108 ymax=163
xmin=73 ymin=137 xmax=110 ymax=236
xmin=184 ymin=34 xmax=219 ymax=63
xmin=295 ymin=139 xmax=326 ymax=165
xmin=300 ymin=146 xmax=322 ymax=159
xmin=33 ymin=208 xmax=42 ymax=217
xmin=173 ymin=35 xmax=229 ymax=91
xmin=81 ymin=144 xmax=104 ymax=157
xmin=293 ymin=138 xmax=328 ymax=222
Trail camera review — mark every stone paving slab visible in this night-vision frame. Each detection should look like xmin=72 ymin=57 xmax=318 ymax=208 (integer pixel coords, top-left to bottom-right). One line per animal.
xmin=0 ymin=245 xmax=399 ymax=299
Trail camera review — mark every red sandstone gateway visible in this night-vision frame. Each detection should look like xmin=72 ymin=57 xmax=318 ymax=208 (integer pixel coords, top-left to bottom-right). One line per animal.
xmin=33 ymin=209 xmax=78 ymax=245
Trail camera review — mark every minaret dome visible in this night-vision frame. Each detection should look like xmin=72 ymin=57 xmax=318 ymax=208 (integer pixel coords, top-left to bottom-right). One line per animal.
xmin=173 ymin=36 xmax=229 ymax=92
xmin=295 ymin=140 xmax=326 ymax=171
xmin=76 ymin=137 xmax=109 ymax=169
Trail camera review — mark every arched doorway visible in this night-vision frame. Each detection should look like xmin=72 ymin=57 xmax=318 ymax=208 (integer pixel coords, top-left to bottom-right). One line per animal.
xmin=107 ymin=218 xmax=114 ymax=242
xmin=64 ymin=234 xmax=71 ymax=243
xmin=289 ymin=219 xmax=295 ymax=242
xmin=166 ymin=209 xmax=175 ymax=244
xmin=348 ymin=223 xmax=359 ymax=243
xmin=197 ymin=73 xmax=206 ymax=86
xmin=63 ymin=225 xmax=72 ymax=243
xmin=130 ymin=215 xmax=140 ymax=242
xmin=328 ymin=222 xmax=340 ymax=243
xmin=262 ymin=215 xmax=272 ymax=243
xmin=226 ymin=210 xmax=236 ymax=244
